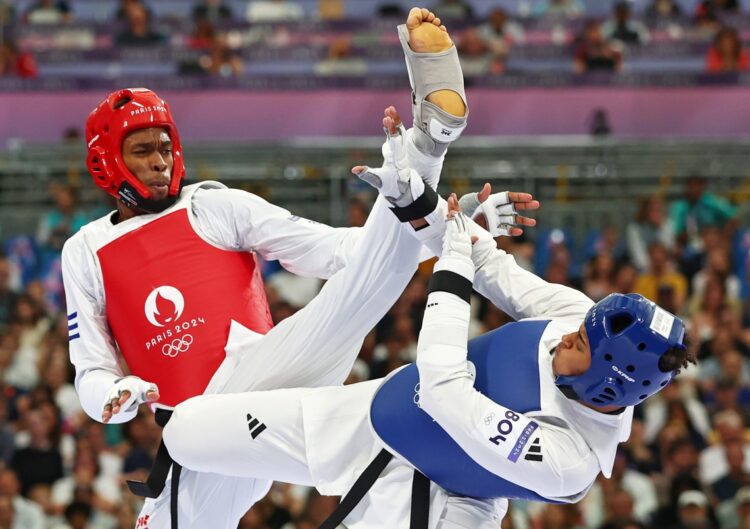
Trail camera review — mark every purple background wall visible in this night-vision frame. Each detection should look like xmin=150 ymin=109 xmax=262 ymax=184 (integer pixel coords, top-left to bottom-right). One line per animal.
xmin=2 ymin=87 xmax=750 ymax=144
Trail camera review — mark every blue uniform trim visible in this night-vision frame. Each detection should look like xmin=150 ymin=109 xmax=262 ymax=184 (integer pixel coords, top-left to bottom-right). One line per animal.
xmin=67 ymin=312 xmax=77 ymax=321
xmin=69 ymin=333 xmax=80 ymax=341
xmin=68 ymin=322 xmax=78 ymax=331
xmin=371 ymin=320 xmax=558 ymax=502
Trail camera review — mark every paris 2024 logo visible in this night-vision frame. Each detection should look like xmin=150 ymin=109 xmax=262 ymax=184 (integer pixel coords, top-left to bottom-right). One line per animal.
xmin=143 ymin=286 xmax=206 ymax=357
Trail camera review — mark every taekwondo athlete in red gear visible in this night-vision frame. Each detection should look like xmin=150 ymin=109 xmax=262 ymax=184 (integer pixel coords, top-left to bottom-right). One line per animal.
xmin=64 ymin=87 xmax=440 ymax=529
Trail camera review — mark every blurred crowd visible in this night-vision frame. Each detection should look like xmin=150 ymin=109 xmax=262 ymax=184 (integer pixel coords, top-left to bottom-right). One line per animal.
xmin=0 ymin=169 xmax=747 ymax=529
xmin=1 ymin=0 xmax=749 ymax=80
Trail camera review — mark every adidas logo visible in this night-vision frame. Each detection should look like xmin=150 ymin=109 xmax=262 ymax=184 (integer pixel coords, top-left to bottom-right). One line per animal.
xmin=246 ymin=413 xmax=267 ymax=439
xmin=524 ymin=437 xmax=543 ymax=462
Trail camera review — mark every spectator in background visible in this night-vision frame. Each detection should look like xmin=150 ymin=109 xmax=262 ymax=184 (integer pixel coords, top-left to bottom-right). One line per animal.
xmin=613 ymin=261 xmax=638 ymax=294
xmin=643 ymin=380 xmax=711 ymax=451
xmin=457 ymin=28 xmax=492 ymax=75
xmin=690 ymin=274 xmax=742 ymax=344
xmin=533 ymin=0 xmax=584 ymax=19
xmin=0 ymin=257 xmax=18 ymax=330
xmin=0 ymin=1 xmax=14 ymax=24
xmin=115 ymin=0 xmax=152 ymax=20
xmin=23 ymin=0 xmax=71 ymax=24
xmin=193 ymin=0 xmax=233 ymax=23
xmin=531 ymin=503 xmax=585 ymax=529
xmin=246 ymin=0 xmax=303 ymax=23
xmin=602 ymin=1 xmax=651 ymax=45
xmin=199 ymin=36 xmax=244 ymax=76
xmin=36 ymin=185 xmax=88 ymax=254
xmin=645 ymin=0 xmax=683 ymax=24
xmin=653 ymin=473 xmax=707 ymax=528
xmin=574 ymin=20 xmax=623 ymax=73
xmin=674 ymin=490 xmax=717 ymax=529
xmin=0 ymin=393 xmax=13 ymax=468
xmin=708 ymin=377 xmax=750 ymax=429
xmin=11 ymin=407 xmax=64 ymax=496
xmin=188 ymin=19 xmax=216 ymax=49
xmin=596 ymin=487 xmax=637 ymax=529
xmin=116 ymin=3 xmax=166 ymax=46
xmin=347 ymin=198 xmax=369 ymax=228
xmin=63 ymin=501 xmax=93 ymax=529
xmin=627 ymin=196 xmax=675 ymax=273
xmin=479 ymin=7 xmax=526 ymax=45
xmin=731 ymin=487 xmax=750 ymax=529
xmin=697 ymin=0 xmax=741 ymax=18
xmin=671 ymin=176 xmax=737 ymax=250
xmin=706 ymin=27 xmax=750 ymax=73
xmin=692 ymin=247 xmax=742 ymax=305
xmin=711 ymin=441 xmax=750 ymax=503
xmin=51 ymin=445 xmax=120 ymax=522
xmin=633 ymin=241 xmax=688 ymax=311
xmin=580 ymin=451 xmax=658 ymax=528
xmin=583 ymin=252 xmax=615 ymax=301
xmin=0 ymin=39 xmax=38 ymax=79
xmin=377 ymin=4 xmax=406 ymax=17
xmin=474 ymin=7 xmax=525 ymax=74
xmin=315 ymin=37 xmax=367 ymax=76
xmin=621 ymin=419 xmax=659 ymax=475
xmin=699 ymin=410 xmax=750 ymax=485
xmin=699 ymin=331 xmax=750 ymax=393
xmin=430 ymin=0 xmax=473 ymax=19
xmin=0 ymin=470 xmax=45 ymax=529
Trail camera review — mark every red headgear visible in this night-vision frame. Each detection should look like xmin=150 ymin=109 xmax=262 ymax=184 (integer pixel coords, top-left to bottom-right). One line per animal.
xmin=86 ymin=88 xmax=186 ymax=212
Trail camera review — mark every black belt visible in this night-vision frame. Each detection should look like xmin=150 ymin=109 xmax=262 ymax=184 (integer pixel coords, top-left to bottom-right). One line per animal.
xmin=127 ymin=409 xmax=182 ymax=529
xmin=317 ymin=449 xmax=430 ymax=529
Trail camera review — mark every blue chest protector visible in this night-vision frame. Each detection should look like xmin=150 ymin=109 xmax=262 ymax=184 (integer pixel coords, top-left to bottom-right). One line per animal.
xmin=370 ymin=320 xmax=559 ymax=502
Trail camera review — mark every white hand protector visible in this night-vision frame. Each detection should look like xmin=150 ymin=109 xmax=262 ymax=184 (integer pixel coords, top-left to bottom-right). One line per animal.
xmin=436 ymin=211 xmax=475 ymax=282
xmin=460 ymin=191 xmax=517 ymax=237
xmin=102 ymin=376 xmax=158 ymax=415
xmin=443 ymin=212 xmax=472 ymax=261
xmin=357 ymin=124 xmax=426 ymax=208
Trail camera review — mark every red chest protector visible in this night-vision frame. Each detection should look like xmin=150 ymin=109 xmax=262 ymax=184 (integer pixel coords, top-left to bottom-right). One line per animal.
xmin=97 ymin=208 xmax=273 ymax=406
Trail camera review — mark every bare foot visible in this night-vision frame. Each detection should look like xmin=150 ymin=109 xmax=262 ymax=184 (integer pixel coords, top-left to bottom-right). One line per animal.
xmin=406 ymin=7 xmax=451 ymax=53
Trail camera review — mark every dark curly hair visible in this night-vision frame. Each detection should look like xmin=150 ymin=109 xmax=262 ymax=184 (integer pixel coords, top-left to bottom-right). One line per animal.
xmin=659 ymin=340 xmax=696 ymax=374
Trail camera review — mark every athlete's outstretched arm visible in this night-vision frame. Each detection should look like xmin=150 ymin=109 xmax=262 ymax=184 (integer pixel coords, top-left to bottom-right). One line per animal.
xmin=414 ymin=205 xmax=599 ymax=499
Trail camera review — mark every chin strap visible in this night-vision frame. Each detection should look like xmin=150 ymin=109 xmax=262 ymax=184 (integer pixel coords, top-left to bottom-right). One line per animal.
xmin=118 ymin=180 xmax=185 ymax=214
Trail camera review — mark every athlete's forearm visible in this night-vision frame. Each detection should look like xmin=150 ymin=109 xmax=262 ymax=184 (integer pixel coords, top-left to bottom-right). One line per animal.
xmin=472 ymin=240 xmax=594 ymax=322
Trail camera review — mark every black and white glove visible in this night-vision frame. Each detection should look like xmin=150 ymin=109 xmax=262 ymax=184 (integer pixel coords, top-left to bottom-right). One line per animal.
xmin=458 ymin=190 xmax=519 ymax=237
xmin=102 ymin=376 xmax=159 ymax=422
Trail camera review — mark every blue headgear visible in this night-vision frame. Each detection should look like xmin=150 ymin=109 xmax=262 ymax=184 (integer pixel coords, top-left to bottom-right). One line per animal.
xmin=555 ymin=293 xmax=686 ymax=407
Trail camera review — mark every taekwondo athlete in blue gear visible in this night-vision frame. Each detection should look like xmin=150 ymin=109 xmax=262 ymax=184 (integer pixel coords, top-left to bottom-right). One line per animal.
xmin=371 ymin=293 xmax=687 ymax=502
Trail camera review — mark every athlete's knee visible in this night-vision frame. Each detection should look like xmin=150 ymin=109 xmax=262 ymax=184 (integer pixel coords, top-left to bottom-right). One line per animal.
xmin=163 ymin=397 xmax=209 ymax=469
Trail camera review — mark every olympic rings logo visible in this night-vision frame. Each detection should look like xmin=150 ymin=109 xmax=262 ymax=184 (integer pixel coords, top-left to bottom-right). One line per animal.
xmin=162 ymin=334 xmax=193 ymax=358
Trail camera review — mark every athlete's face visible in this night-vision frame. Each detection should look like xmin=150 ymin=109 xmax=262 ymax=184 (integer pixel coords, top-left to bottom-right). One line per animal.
xmin=122 ymin=127 xmax=173 ymax=201
xmin=552 ymin=324 xmax=591 ymax=377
